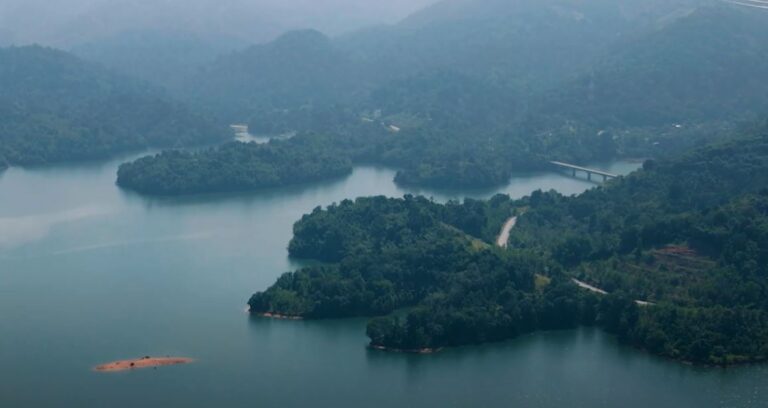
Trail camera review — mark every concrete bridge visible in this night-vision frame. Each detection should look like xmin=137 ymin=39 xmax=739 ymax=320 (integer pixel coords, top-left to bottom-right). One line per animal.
xmin=550 ymin=161 xmax=618 ymax=182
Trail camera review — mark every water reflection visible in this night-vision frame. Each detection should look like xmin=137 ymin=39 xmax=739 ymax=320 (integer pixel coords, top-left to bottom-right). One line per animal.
xmin=0 ymin=206 xmax=115 ymax=250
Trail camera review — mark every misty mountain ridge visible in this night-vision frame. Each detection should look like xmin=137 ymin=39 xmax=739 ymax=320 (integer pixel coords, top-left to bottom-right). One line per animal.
xmin=0 ymin=0 xmax=436 ymax=48
xmin=540 ymin=4 xmax=768 ymax=127
xmin=0 ymin=45 xmax=224 ymax=165
xmin=179 ymin=0 xmax=768 ymax=131
xmin=183 ymin=29 xmax=365 ymax=122
xmin=4 ymin=0 xmax=768 ymax=185
xmin=71 ymin=30 xmax=247 ymax=91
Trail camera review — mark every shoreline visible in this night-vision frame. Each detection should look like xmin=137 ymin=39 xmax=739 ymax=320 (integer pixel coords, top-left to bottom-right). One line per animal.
xmin=369 ymin=345 xmax=442 ymax=354
xmin=256 ymin=312 xmax=304 ymax=320
xmin=371 ymin=333 xmax=763 ymax=367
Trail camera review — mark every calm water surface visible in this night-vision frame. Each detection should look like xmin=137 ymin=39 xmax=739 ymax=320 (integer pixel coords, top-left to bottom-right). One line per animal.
xmin=0 ymin=157 xmax=765 ymax=408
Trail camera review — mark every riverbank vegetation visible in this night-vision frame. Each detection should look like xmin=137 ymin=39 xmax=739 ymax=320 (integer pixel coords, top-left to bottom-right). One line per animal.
xmin=250 ymin=123 xmax=768 ymax=365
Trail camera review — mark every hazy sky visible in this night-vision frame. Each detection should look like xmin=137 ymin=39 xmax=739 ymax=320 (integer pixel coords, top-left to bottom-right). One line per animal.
xmin=0 ymin=0 xmax=437 ymax=47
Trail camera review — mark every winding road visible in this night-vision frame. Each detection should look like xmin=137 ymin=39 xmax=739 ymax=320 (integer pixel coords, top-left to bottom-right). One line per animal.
xmin=495 ymin=215 xmax=654 ymax=306
xmin=495 ymin=217 xmax=518 ymax=248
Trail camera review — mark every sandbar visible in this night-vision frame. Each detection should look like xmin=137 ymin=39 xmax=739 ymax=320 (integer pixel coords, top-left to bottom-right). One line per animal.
xmin=94 ymin=356 xmax=194 ymax=372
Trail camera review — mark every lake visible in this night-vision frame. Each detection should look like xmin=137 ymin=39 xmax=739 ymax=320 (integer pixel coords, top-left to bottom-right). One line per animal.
xmin=0 ymin=156 xmax=765 ymax=408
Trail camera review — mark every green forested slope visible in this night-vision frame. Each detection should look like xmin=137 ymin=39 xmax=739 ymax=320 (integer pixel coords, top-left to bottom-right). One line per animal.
xmin=249 ymin=123 xmax=768 ymax=364
xmin=0 ymin=46 xmax=225 ymax=165
xmin=124 ymin=1 xmax=768 ymax=192
xmin=539 ymin=5 xmax=768 ymax=128
xmin=116 ymin=134 xmax=353 ymax=195
xmin=183 ymin=30 xmax=364 ymax=123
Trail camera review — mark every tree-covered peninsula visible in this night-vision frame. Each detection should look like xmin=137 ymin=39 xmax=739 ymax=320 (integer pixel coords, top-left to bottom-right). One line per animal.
xmin=249 ymin=123 xmax=768 ymax=365
xmin=116 ymin=135 xmax=353 ymax=195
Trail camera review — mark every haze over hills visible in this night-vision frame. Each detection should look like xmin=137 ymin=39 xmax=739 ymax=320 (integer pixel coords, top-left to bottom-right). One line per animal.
xmin=5 ymin=2 xmax=768 ymax=406
xmin=5 ymin=0 xmax=768 ymax=187
xmin=71 ymin=30 xmax=248 ymax=91
xmin=182 ymin=29 xmax=362 ymax=123
xmin=50 ymin=0 xmax=431 ymax=90
xmin=0 ymin=0 xmax=437 ymax=48
xmin=338 ymin=0 xmax=709 ymax=88
xmin=184 ymin=0 xmax=755 ymax=128
xmin=540 ymin=4 xmax=768 ymax=127
xmin=0 ymin=46 xmax=224 ymax=165
xmin=118 ymin=0 xmax=768 ymax=193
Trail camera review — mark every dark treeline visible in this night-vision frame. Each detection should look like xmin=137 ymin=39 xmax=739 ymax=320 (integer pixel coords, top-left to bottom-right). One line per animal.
xmin=246 ymin=194 xmax=610 ymax=351
xmin=116 ymin=109 xmax=614 ymax=195
xmin=249 ymin=123 xmax=768 ymax=364
xmin=116 ymin=134 xmax=352 ymax=195
xmin=0 ymin=46 xmax=225 ymax=166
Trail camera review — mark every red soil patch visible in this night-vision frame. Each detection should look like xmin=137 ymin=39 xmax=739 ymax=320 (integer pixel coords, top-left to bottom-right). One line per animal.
xmin=94 ymin=356 xmax=194 ymax=372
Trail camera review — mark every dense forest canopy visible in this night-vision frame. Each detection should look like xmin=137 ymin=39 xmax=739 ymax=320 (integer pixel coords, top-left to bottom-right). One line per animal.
xmin=114 ymin=114 xmax=617 ymax=195
xmin=114 ymin=0 xmax=768 ymax=193
xmin=2 ymin=0 xmax=767 ymax=369
xmin=1 ymin=1 xmax=757 ymax=195
xmin=538 ymin=5 xmax=768 ymax=127
xmin=116 ymin=134 xmax=353 ymax=195
xmin=0 ymin=46 xmax=225 ymax=165
xmin=249 ymin=122 xmax=768 ymax=365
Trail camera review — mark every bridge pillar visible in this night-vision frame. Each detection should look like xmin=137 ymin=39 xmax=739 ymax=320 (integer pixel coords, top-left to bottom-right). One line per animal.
xmin=587 ymin=172 xmax=592 ymax=181
xmin=572 ymin=169 xmax=576 ymax=177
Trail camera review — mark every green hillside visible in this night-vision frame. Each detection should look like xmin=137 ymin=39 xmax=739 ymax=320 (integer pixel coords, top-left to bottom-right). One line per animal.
xmin=0 ymin=46 xmax=225 ymax=165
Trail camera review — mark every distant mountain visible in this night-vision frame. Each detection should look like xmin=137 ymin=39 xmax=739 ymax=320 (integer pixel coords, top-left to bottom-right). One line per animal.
xmin=0 ymin=46 xmax=224 ymax=165
xmin=71 ymin=30 xmax=246 ymax=91
xmin=0 ymin=0 xmax=436 ymax=48
xmin=398 ymin=0 xmax=705 ymax=28
xmin=183 ymin=30 xmax=365 ymax=122
xmin=540 ymin=4 xmax=768 ymax=127
xmin=128 ymin=0 xmax=768 ymax=190
xmin=185 ymin=0 xmax=713 ymax=124
xmin=339 ymin=0 xmax=708 ymax=91
xmin=366 ymin=70 xmax=517 ymax=131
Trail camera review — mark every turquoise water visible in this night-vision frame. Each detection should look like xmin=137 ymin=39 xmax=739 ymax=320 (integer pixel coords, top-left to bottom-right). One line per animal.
xmin=1 ymin=156 xmax=765 ymax=408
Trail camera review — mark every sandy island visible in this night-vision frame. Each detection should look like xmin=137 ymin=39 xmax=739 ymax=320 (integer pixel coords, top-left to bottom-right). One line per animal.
xmin=94 ymin=356 xmax=194 ymax=372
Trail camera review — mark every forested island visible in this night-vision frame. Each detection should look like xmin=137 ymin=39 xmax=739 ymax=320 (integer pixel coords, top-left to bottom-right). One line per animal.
xmin=249 ymin=122 xmax=768 ymax=365
xmin=116 ymin=135 xmax=353 ymax=195
xmin=115 ymin=121 xmax=597 ymax=195
xmin=0 ymin=46 xmax=225 ymax=166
